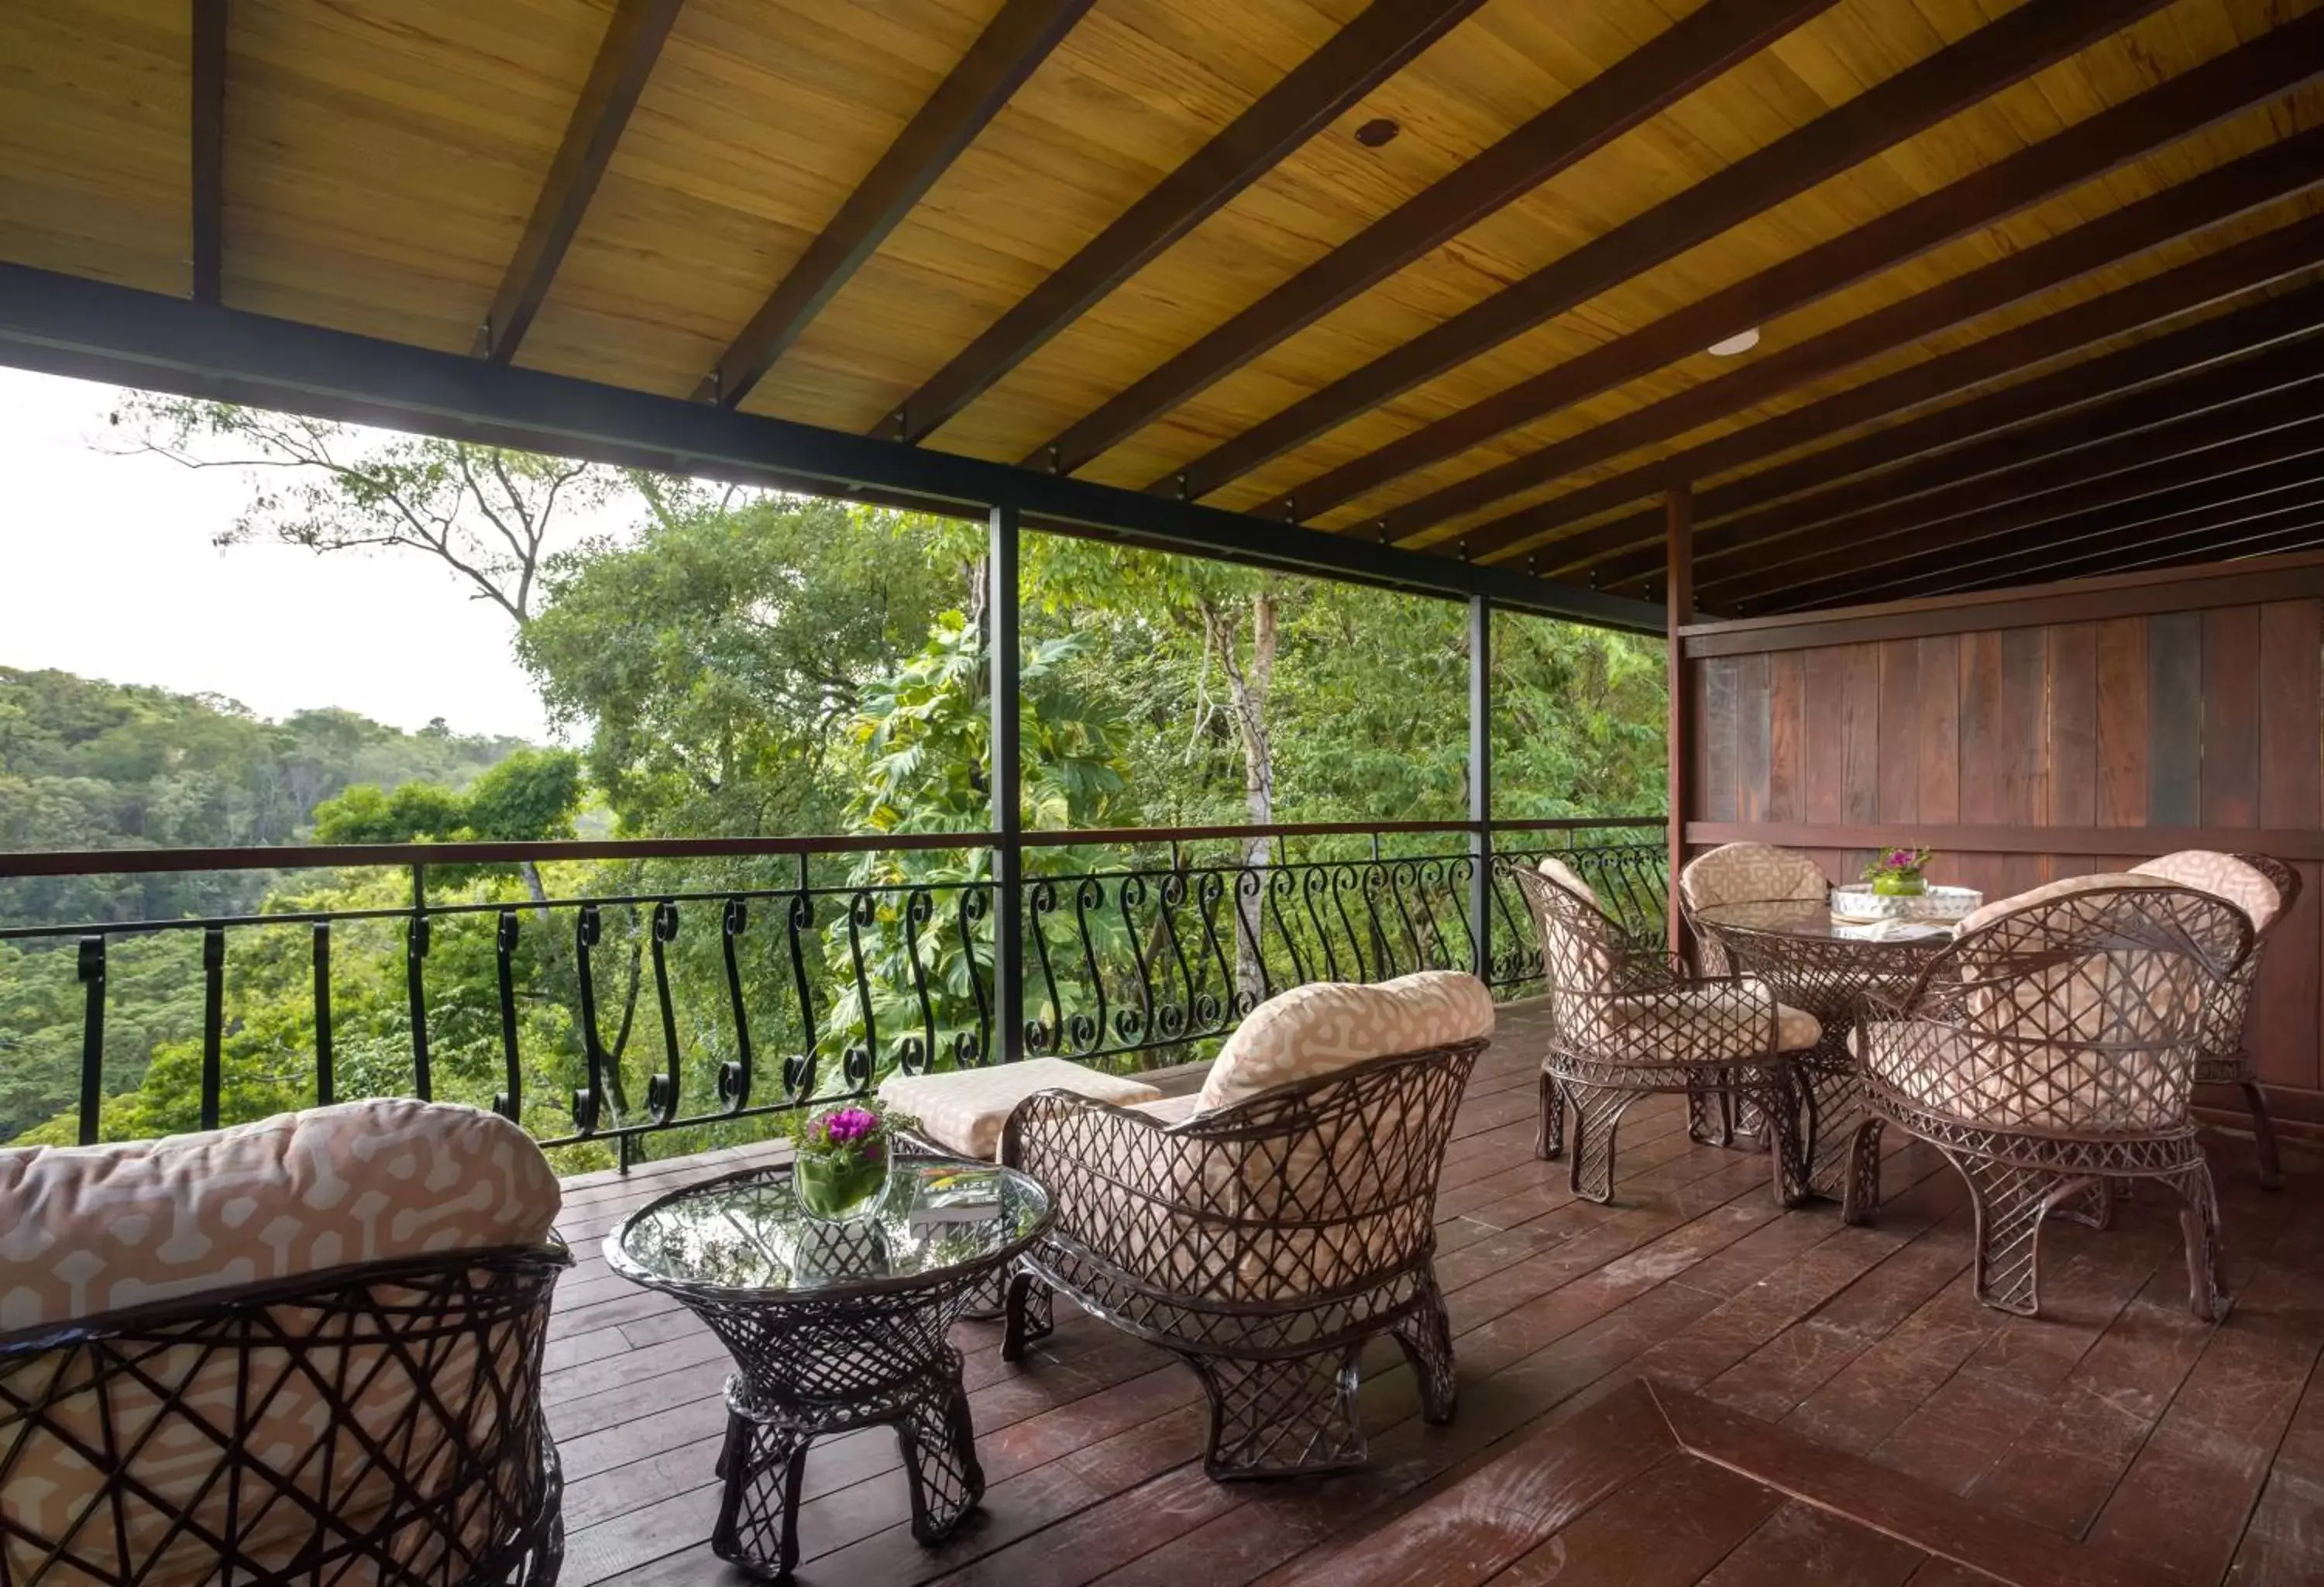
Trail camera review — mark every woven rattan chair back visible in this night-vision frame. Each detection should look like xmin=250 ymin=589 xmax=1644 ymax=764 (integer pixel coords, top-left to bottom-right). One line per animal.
xmin=1865 ymin=883 xmax=2250 ymax=1319
xmin=1679 ymin=843 xmax=1828 ymax=974
xmin=0 ymin=1244 xmax=570 ymax=1586
xmin=1002 ymin=1038 xmax=1481 ymax=1479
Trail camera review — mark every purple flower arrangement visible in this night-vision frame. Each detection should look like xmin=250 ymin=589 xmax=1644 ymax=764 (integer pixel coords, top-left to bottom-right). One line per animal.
xmin=1862 ymin=845 xmax=1935 ymax=896
xmin=790 ymin=1099 xmax=913 ymax=1220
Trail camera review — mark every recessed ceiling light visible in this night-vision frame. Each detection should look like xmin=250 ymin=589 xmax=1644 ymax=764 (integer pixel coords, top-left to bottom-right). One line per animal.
xmin=1707 ymin=328 xmax=1761 ymax=356
xmin=1354 ymin=118 xmax=1401 ymax=148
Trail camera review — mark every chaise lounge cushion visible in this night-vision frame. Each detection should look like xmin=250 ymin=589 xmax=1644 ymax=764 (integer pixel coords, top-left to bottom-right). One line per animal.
xmin=880 ymin=1056 xmax=1163 ymax=1160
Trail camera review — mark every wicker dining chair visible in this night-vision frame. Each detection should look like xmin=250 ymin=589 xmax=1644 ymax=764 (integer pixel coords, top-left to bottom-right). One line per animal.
xmin=1854 ymin=878 xmax=2252 ymax=1320
xmin=0 ymin=1100 xmax=571 ymax=1586
xmin=1510 ymin=859 xmax=1820 ymax=1207
xmin=2130 ymin=850 xmax=2302 ymax=1189
xmin=999 ymin=972 xmax=1489 ymax=1480
xmin=1675 ymin=842 xmax=1831 ymax=1148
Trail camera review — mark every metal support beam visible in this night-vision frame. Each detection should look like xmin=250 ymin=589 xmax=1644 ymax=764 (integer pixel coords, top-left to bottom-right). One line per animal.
xmin=1665 ymin=487 xmax=1693 ymax=956
xmin=191 ymin=0 xmax=227 ymax=304
xmin=1469 ymin=594 xmax=1492 ymax=981
xmin=989 ymin=503 xmax=1025 ymax=1064
xmin=0 ymin=263 xmax=1662 ymax=632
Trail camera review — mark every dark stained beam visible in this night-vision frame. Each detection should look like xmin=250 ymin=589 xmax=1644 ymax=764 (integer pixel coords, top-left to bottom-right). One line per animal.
xmin=1911 ymin=483 xmax=2324 ymax=596
xmin=1154 ymin=0 xmax=2171 ymax=505
xmin=0 ymin=261 xmax=1662 ymax=630
xmin=1575 ymin=275 xmax=2324 ymax=590
xmin=1723 ymin=401 xmax=2324 ymax=610
xmin=476 ymin=0 xmax=686 ymax=363
xmin=1428 ymin=125 xmax=2324 ymax=567
xmin=1478 ymin=185 xmax=2324 ymax=573
xmin=889 ymin=0 xmax=1490 ymax=445
xmin=705 ymin=0 xmax=1097 ymax=408
xmin=1337 ymin=17 xmax=2324 ymax=539
xmin=1617 ymin=315 xmax=2324 ymax=590
xmin=1024 ymin=0 xmax=1837 ymax=476
xmin=190 ymin=0 xmax=226 ymax=304
xmin=1665 ymin=485 xmax=1692 ymax=955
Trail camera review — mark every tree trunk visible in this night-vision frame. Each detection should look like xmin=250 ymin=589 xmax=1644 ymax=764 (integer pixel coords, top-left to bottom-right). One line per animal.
xmin=1208 ymin=587 xmax=1279 ymax=1005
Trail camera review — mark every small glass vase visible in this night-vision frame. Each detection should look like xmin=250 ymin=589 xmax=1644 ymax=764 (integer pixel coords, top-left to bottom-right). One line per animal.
xmin=794 ymin=1140 xmax=892 ymax=1223
xmin=1871 ymin=872 xmax=1928 ymax=897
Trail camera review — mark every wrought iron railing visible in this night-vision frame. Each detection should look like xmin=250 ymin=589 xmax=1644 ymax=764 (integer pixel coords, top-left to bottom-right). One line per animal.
xmin=0 ymin=819 xmax=1662 ymax=1167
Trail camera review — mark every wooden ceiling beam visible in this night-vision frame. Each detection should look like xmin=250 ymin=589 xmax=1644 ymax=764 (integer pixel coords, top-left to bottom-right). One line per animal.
xmin=1346 ymin=16 xmax=2324 ymax=540
xmin=476 ymin=0 xmax=686 ymax=363
xmin=1696 ymin=342 xmax=2324 ymax=600
xmin=1574 ymin=276 xmax=2324 ymax=590
xmin=1594 ymin=307 xmax=2324 ymax=589
xmin=1023 ymin=0 xmax=1836 ymax=476
xmin=1154 ymin=0 xmax=2170 ymax=506
xmin=705 ymin=0 xmax=1097 ymax=408
xmin=888 ymin=0 xmax=1489 ymax=446
xmin=1720 ymin=399 xmax=2324 ymax=609
xmin=190 ymin=0 xmax=226 ymax=304
xmin=1910 ymin=486 xmax=2324 ymax=596
xmin=1437 ymin=123 xmax=2324 ymax=569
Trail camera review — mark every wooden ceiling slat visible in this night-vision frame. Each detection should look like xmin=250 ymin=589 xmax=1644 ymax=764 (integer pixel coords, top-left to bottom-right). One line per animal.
xmin=1697 ymin=332 xmax=2324 ymax=589
xmin=1498 ymin=208 xmax=2324 ymax=577
xmin=1437 ymin=126 xmax=2324 ymax=567
xmin=1578 ymin=279 xmax=2324 ymax=591
xmin=1154 ymin=0 xmax=2172 ymax=507
xmin=190 ymin=0 xmax=225 ymax=304
xmin=1899 ymin=485 xmax=2324 ymax=597
xmin=705 ymin=0 xmax=1097 ymax=409
xmin=1720 ymin=392 xmax=2324 ymax=608
xmin=476 ymin=0 xmax=686 ymax=363
xmin=888 ymin=0 xmax=1489 ymax=446
xmin=1023 ymin=0 xmax=1838 ymax=477
xmin=1343 ymin=15 xmax=2324 ymax=541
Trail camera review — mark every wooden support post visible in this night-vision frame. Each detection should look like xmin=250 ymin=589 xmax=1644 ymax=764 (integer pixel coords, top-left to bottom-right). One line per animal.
xmin=1469 ymin=594 xmax=1492 ymax=981
xmin=989 ymin=503 xmax=1025 ymax=1063
xmin=1666 ymin=485 xmax=1693 ymax=955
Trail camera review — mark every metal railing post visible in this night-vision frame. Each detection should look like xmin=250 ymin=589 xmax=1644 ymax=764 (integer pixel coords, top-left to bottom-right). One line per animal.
xmin=1469 ymin=594 xmax=1492 ymax=979
xmin=990 ymin=501 xmax=1026 ymax=1063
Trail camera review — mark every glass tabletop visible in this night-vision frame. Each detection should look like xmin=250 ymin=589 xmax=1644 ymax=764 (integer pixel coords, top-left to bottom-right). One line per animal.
xmin=1692 ymin=899 xmax=1954 ymax=946
xmin=606 ymin=1155 xmax=1051 ymax=1301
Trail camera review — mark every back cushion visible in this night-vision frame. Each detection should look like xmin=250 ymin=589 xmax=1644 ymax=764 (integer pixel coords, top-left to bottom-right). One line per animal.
xmin=1196 ymin=971 xmax=1494 ymax=1114
xmin=0 ymin=1098 xmax=562 ymax=1335
xmin=2131 ymin=850 xmax=2281 ymax=932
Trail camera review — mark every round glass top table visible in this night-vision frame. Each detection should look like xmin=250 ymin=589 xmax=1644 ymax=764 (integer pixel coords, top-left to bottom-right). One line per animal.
xmin=1688 ymin=900 xmax=1954 ymax=1221
xmin=606 ymin=1155 xmax=1052 ymax=1581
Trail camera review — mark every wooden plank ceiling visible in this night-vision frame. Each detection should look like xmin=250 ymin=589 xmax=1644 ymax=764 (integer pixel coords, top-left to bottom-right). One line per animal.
xmin=2 ymin=0 xmax=2321 ymax=616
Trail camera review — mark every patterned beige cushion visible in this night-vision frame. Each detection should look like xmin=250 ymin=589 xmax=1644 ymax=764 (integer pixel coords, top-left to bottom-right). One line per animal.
xmin=1861 ymin=1020 xmax=2192 ymax=1134
xmin=0 ymin=1101 xmax=559 ymax=1585
xmin=0 ymin=1099 xmax=560 ymax=1334
xmin=1537 ymin=855 xmax=1600 ymax=909
xmin=1679 ymin=842 xmax=1828 ymax=911
xmin=1126 ymin=1093 xmax=1204 ymax=1126
xmin=1603 ymin=989 xmax=1823 ymax=1055
xmin=1195 ymin=970 xmax=1495 ymax=1114
xmin=879 ymin=1057 xmax=1161 ymax=1160
xmin=1953 ymin=872 xmax=2184 ymax=937
xmin=2132 ymin=850 xmax=2281 ymax=931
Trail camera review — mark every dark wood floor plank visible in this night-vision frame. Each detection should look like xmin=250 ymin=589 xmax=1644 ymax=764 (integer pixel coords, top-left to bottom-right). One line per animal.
xmin=1493 ymin=1452 xmax=1783 ymax=1587
xmin=1695 ymin=1501 xmax=1926 ymax=1587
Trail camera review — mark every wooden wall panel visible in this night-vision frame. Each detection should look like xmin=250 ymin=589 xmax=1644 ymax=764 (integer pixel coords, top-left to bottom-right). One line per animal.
xmin=1683 ymin=587 xmax=2324 ymax=1145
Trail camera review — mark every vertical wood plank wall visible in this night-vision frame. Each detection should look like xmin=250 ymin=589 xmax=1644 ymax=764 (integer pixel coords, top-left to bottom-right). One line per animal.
xmin=1679 ymin=558 xmax=2324 ymax=1140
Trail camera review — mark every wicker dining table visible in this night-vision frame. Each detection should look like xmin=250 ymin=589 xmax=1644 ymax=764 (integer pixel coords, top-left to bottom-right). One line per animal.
xmin=604 ymin=1155 xmax=1053 ymax=1582
xmin=1689 ymin=900 xmax=1954 ymax=1221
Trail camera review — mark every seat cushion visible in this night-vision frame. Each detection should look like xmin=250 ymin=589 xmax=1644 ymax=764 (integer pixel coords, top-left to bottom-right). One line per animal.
xmin=1195 ymin=970 xmax=1494 ymax=1114
xmin=1862 ymin=1020 xmax=2191 ymax=1134
xmin=1598 ymin=986 xmax=1823 ymax=1056
xmin=0 ymin=1099 xmax=561 ymax=1334
xmin=879 ymin=1057 xmax=1162 ymax=1159
xmin=2131 ymin=850 xmax=2281 ymax=931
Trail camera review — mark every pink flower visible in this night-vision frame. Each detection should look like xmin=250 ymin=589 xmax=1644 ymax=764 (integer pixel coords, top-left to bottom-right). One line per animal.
xmin=1886 ymin=848 xmax=1917 ymax=868
xmin=821 ymin=1107 xmax=880 ymax=1145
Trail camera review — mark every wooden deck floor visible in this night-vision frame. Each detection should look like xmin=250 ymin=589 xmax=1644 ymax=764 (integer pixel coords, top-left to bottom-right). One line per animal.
xmin=544 ymin=1003 xmax=2324 ymax=1586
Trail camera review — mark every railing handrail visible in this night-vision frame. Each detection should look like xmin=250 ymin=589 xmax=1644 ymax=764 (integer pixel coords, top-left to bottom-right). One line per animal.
xmin=0 ymin=816 xmax=1665 ymax=881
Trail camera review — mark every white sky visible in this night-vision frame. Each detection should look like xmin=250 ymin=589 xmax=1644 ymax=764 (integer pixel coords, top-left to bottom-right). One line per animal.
xmin=0 ymin=367 xmax=644 ymax=742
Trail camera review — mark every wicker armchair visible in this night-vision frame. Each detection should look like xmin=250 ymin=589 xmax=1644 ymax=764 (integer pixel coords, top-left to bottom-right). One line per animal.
xmin=2130 ymin=850 xmax=2302 ymax=1189
xmin=1675 ymin=842 xmax=1831 ymax=1147
xmin=1854 ymin=879 xmax=2252 ymax=1319
xmin=0 ymin=1101 xmax=570 ymax=1585
xmin=999 ymin=973 xmax=1488 ymax=1480
xmin=1510 ymin=859 xmax=1819 ymax=1207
